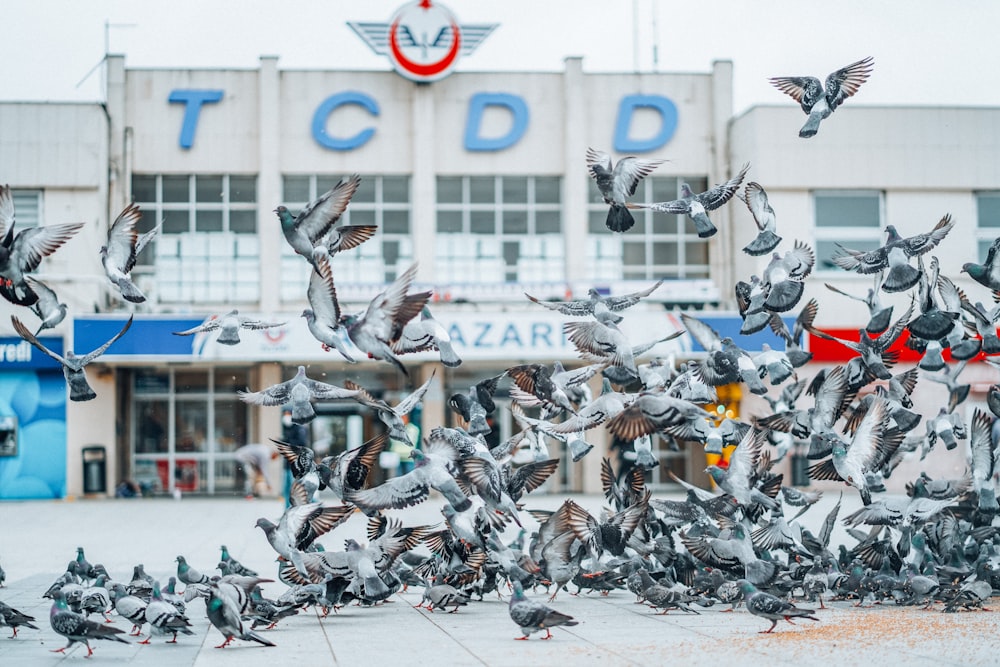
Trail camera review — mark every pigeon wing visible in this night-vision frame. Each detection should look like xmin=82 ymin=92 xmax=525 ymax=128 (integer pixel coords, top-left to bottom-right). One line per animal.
xmin=825 ymin=56 xmax=875 ymax=112
xmin=79 ymin=315 xmax=134 ymax=366
xmin=695 ymin=163 xmax=750 ymax=211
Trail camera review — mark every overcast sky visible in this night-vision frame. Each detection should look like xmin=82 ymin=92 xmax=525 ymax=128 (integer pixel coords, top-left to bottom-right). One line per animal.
xmin=5 ymin=0 xmax=999 ymax=114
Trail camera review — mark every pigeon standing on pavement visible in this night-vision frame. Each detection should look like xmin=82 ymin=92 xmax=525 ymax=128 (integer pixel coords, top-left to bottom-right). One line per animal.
xmin=11 ymin=314 xmax=133 ymax=401
xmin=172 ymin=309 xmax=286 ymax=346
xmin=0 ymin=600 xmax=38 ymax=637
xmin=49 ymin=589 xmax=129 ymax=657
xmin=769 ymin=56 xmax=874 ymax=138
xmin=585 ymin=147 xmax=666 ymax=232
xmin=738 ymin=579 xmax=818 ymax=633
xmin=632 ymin=163 xmax=749 ymax=238
xmin=205 ymin=583 xmax=276 ymax=649
xmin=100 ymin=202 xmax=161 ymax=303
xmin=508 ymin=580 xmax=578 ymax=640
xmin=141 ymin=581 xmax=194 ymax=644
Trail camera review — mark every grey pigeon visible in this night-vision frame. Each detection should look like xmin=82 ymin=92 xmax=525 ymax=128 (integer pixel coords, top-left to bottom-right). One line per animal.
xmin=345 ymin=440 xmax=472 ymax=514
xmin=418 ymin=582 xmax=470 ymax=613
xmin=238 ymin=365 xmax=360 ymax=426
xmin=346 ymin=372 xmax=434 ymax=446
xmin=961 ymin=236 xmax=1000 ymax=290
xmin=632 ymin=163 xmax=749 ymax=238
xmin=339 ymin=262 xmax=431 ymax=377
xmin=824 ymin=280 xmax=893 ymax=334
xmin=12 ymin=314 xmax=132 ymax=402
xmin=0 ymin=184 xmax=84 ymax=306
xmin=0 ymin=600 xmax=38 ymax=637
xmin=448 ymin=374 xmax=503 ymax=436
xmin=255 ymin=501 xmax=355 ymax=577
xmin=141 ymin=581 xmax=194 ymax=644
xmin=49 ymin=589 xmax=129 ymax=657
xmin=761 ymin=241 xmax=814 ymax=312
xmin=205 ymin=583 xmax=275 ymax=648
xmin=301 ymin=248 xmax=357 ymax=362
xmin=100 ymin=202 xmax=161 ymax=303
xmin=585 ymin=147 xmax=665 ymax=232
xmin=681 ymin=313 xmax=767 ymax=394
xmin=769 ymin=56 xmax=874 ymax=138
xmin=320 ymin=433 xmax=386 ymax=502
xmin=322 ymin=223 xmax=378 ymax=256
xmin=738 ymin=181 xmax=781 ymax=255
xmin=173 ymin=309 xmax=285 ymax=346
xmin=738 ymin=579 xmax=818 ymax=633
xmin=508 ymin=580 xmax=578 ymax=640
xmin=275 ymin=173 xmax=361 ymax=267
xmin=25 ymin=275 xmax=67 ymax=334
xmin=109 ymin=584 xmax=147 ymax=635
xmin=831 ymin=214 xmax=954 ymax=292
xmin=391 ymin=306 xmax=462 ymax=367
xmin=525 ymin=281 xmax=663 ymax=324
xmin=968 ymin=409 xmax=1000 ymax=511
xmin=175 ymin=555 xmax=211 ymax=587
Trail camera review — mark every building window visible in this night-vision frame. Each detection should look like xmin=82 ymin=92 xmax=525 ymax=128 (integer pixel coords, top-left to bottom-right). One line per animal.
xmin=813 ymin=191 xmax=883 ymax=271
xmin=435 ymin=176 xmax=563 ymax=283
xmin=131 ymin=174 xmax=259 ymax=303
xmin=280 ymin=175 xmax=411 ymax=301
xmin=975 ymin=192 xmax=1000 ymax=259
xmin=9 ymin=190 xmax=42 ymax=228
xmin=130 ymin=366 xmax=250 ymax=495
xmin=587 ymin=176 xmax=709 ymax=281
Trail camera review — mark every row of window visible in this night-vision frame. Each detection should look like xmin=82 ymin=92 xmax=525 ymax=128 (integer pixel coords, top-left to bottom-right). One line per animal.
xmin=10 ymin=181 xmax=1000 ymax=304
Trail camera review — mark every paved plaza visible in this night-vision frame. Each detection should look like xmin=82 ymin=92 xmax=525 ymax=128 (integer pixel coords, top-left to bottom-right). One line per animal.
xmin=0 ymin=493 xmax=996 ymax=666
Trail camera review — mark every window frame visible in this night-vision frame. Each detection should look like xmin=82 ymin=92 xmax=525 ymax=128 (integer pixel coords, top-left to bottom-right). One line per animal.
xmin=812 ymin=189 xmax=885 ymax=274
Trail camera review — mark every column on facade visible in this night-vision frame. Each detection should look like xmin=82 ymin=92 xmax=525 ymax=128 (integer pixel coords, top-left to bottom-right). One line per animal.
xmin=257 ymin=56 xmax=282 ymax=314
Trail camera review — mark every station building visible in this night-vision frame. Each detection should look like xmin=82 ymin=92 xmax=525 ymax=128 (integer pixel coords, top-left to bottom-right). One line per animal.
xmin=0 ymin=35 xmax=996 ymax=499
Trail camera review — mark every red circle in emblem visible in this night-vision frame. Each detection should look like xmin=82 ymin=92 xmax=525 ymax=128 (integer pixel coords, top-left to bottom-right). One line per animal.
xmin=387 ymin=1 xmax=462 ymax=82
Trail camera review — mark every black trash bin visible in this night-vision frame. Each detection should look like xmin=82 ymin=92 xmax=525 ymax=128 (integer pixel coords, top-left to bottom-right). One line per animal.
xmin=82 ymin=446 xmax=107 ymax=494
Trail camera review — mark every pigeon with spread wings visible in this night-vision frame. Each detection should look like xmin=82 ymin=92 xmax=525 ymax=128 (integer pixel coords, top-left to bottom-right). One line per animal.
xmin=769 ymin=56 xmax=874 ymax=138
xmin=585 ymin=147 xmax=665 ymax=232
xmin=12 ymin=314 xmax=133 ymax=402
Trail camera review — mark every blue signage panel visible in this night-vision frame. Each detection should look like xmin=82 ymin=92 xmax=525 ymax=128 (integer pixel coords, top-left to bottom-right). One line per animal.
xmin=0 ymin=336 xmax=63 ymax=370
xmin=74 ymin=318 xmax=204 ymax=357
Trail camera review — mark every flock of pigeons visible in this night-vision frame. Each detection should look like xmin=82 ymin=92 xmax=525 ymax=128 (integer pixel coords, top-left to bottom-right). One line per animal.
xmin=3 ymin=55 xmax=1000 ymax=656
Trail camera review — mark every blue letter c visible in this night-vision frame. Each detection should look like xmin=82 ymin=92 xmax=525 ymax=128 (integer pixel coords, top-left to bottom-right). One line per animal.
xmin=312 ymin=91 xmax=380 ymax=151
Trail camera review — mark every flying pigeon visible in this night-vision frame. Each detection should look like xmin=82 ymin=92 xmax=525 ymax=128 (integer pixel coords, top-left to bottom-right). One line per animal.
xmin=831 ymin=214 xmax=955 ymax=292
xmin=738 ymin=182 xmax=782 ymax=255
xmin=238 ymin=365 xmax=360 ymax=426
xmin=275 ymin=173 xmax=361 ymax=267
xmin=49 ymin=589 xmax=129 ymax=657
xmin=172 ymin=309 xmax=286 ymax=346
xmin=632 ymin=163 xmax=749 ymax=238
xmin=345 ymin=371 xmax=435 ymax=445
xmin=322 ymin=223 xmax=379 ymax=256
xmin=256 ymin=500 xmax=355 ymax=577
xmin=962 ymin=236 xmax=1000 ymax=290
xmin=824 ymin=281 xmax=893 ymax=334
xmin=525 ymin=281 xmax=663 ymax=325
xmin=508 ymin=580 xmax=578 ymax=640
xmin=301 ymin=249 xmax=357 ymax=362
xmin=12 ymin=314 xmax=133 ymax=401
xmin=585 ymin=147 xmax=666 ymax=232
xmin=0 ymin=184 xmax=85 ymax=306
xmin=339 ymin=262 xmax=431 ymax=377
xmin=100 ymin=202 xmax=161 ymax=303
xmin=24 ymin=275 xmax=67 ymax=334
xmin=769 ymin=56 xmax=874 ymax=138
xmin=737 ymin=579 xmax=818 ymax=633
xmin=391 ymin=306 xmax=462 ymax=367
xmin=449 ymin=374 xmax=503 ymax=436
xmin=761 ymin=241 xmax=815 ymax=312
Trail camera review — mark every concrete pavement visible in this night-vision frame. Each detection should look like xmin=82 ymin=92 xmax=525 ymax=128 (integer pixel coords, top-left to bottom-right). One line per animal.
xmin=0 ymin=493 xmax=996 ymax=666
